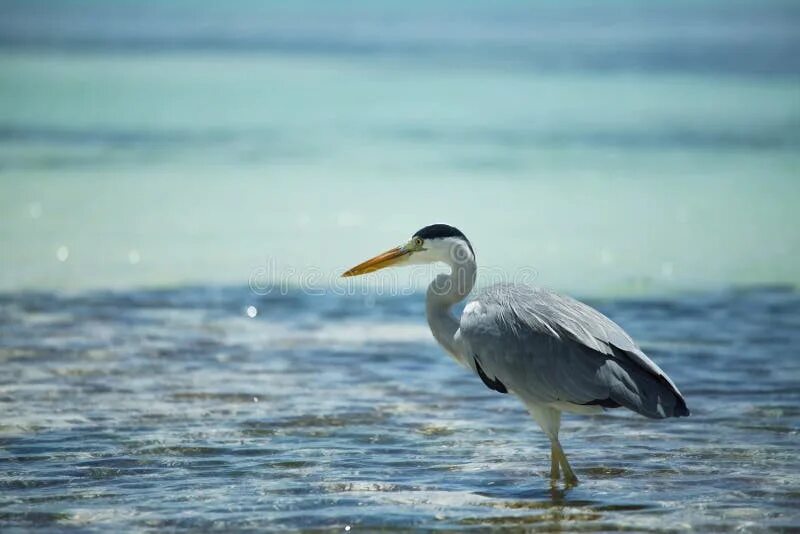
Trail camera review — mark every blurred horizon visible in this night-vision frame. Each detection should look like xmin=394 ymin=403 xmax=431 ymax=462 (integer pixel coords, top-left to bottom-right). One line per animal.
xmin=1 ymin=0 xmax=798 ymax=297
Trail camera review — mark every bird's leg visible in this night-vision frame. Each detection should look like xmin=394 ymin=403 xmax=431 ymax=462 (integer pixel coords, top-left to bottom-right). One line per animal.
xmin=553 ymin=440 xmax=578 ymax=486
xmin=527 ymin=405 xmax=569 ymax=483
xmin=549 ymin=440 xmax=561 ymax=480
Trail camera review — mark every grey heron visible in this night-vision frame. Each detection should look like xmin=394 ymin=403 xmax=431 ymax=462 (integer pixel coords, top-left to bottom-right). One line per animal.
xmin=342 ymin=224 xmax=689 ymax=485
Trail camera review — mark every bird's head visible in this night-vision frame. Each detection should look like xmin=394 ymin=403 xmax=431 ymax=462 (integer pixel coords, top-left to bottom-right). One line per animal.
xmin=342 ymin=224 xmax=474 ymax=277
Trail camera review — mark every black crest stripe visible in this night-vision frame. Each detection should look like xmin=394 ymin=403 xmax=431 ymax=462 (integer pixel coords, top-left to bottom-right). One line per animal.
xmin=414 ymin=224 xmax=475 ymax=257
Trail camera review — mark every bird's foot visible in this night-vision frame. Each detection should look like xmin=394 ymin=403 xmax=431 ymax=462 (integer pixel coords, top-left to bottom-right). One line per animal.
xmin=550 ymin=439 xmax=579 ymax=486
xmin=562 ymin=471 xmax=579 ymax=487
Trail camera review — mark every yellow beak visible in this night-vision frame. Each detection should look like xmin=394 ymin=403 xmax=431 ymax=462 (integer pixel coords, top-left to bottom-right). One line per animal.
xmin=342 ymin=246 xmax=410 ymax=277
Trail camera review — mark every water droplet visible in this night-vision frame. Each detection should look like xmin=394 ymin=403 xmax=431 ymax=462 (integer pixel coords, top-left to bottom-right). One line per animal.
xmin=345 ymin=526 xmax=351 ymax=532
xmin=56 ymin=246 xmax=69 ymax=262
xmin=28 ymin=202 xmax=42 ymax=219
xmin=297 ymin=212 xmax=312 ymax=228
xmin=246 ymin=305 xmax=258 ymax=318
xmin=336 ymin=211 xmax=362 ymax=228
xmin=253 ymin=396 xmax=259 ymax=403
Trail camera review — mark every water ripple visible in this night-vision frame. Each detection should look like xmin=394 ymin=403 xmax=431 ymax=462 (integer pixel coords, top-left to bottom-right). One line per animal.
xmin=0 ymin=286 xmax=798 ymax=530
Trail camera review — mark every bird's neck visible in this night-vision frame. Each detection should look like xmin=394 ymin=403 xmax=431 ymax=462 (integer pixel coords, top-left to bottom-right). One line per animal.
xmin=425 ymin=255 xmax=476 ymax=365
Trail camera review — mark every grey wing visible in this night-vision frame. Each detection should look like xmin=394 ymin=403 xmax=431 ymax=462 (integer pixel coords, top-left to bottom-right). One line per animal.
xmin=455 ymin=284 xmax=689 ymax=419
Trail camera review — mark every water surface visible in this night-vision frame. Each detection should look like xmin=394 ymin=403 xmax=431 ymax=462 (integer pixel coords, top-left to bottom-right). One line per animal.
xmin=1 ymin=286 xmax=798 ymax=531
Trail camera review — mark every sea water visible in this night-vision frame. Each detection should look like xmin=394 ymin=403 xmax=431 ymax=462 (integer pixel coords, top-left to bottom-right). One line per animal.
xmin=1 ymin=287 xmax=799 ymax=530
xmin=1 ymin=0 xmax=799 ymax=531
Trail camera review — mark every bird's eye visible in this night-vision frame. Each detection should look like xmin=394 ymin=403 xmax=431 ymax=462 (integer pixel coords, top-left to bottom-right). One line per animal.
xmin=414 ymin=237 xmax=424 ymax=248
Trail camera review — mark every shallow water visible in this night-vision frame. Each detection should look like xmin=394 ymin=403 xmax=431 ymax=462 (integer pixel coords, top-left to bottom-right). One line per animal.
xmin=1 ymin=286 xmax=798 ymax=531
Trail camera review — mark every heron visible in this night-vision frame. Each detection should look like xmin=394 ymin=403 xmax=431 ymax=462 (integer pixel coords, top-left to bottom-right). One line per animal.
xmin=342 ymin=224 xmax=689 ymax=485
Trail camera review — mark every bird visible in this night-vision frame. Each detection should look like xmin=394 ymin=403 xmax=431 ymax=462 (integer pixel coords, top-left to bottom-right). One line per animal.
xmin=342 ymin=223 xmax=689 ymax=485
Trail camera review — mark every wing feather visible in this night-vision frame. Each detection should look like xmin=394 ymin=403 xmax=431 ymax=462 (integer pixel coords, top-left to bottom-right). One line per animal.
xmin=456 ymin=284 xmax=689 ymax=418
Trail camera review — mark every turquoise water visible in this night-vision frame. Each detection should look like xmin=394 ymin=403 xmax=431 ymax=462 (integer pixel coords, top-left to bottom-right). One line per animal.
xmin=1 ymin=1 xmax=799 ymax=531
xmin=0 ymin=0 xmax=798 ymax=295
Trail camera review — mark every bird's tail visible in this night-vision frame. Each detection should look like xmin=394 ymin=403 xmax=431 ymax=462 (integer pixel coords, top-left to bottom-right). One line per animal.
xmin=606 ymin=357 xmax=690 ymax=419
